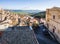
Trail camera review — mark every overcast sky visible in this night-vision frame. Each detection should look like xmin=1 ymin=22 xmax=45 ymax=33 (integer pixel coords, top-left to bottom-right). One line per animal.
xmin=0 ymin=0 xmax=60 ymax=10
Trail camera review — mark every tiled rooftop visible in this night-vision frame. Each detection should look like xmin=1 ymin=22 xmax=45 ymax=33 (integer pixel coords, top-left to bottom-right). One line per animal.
xmin=0 ymin=26 xmax=39 ymax=44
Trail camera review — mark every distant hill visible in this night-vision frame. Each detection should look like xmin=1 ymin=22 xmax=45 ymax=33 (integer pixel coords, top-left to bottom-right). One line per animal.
xmin=4 ymin=9 xmax=45 ymax=18
xmin=31 ymin=11 xmax=46 ymax=18
xmin=34 ymin=11 xmax=46 ymax=15
xmin=5 ymin=9 xmax=41 ymax=14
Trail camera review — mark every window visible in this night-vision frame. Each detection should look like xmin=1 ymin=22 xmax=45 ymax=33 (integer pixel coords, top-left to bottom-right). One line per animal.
xmin=7 ymin=13 xmax=9 ymax=15
xmin=0 ymin=13 xmax=1 ymax=14
xmin=47 ymin=19 xmax=49 ymax=22
xmin=58 ymin=15 xmax=60 ymax=19
xmin=53 ymin=26 xmax=56 ymax=33
xmin=53 ymin=15 xmax=55 ymax=19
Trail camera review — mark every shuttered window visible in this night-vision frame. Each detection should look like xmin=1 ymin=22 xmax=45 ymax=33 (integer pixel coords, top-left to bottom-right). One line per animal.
xmin=53 ymin=15 xmax=55 ymax=19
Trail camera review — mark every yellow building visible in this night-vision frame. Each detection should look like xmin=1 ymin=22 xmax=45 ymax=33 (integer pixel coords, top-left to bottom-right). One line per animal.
xmin=46 ymin=7 xmax=60 ymax=43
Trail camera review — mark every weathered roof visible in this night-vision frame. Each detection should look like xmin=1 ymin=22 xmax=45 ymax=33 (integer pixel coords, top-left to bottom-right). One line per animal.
xmin=0 ymin=26 xmax=39 ymax=44
xmin=50 ymin=7 xmax=60 ymax=10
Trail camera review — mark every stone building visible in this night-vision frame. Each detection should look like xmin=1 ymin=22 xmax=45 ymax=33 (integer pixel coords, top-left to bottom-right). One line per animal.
xmin=0 ymin=8 xmax=11 ymax=22
xmin=0 ymin=8 xmax=19 ymax=26
xmin=0 ymin=8 xmax=7 ymax=22
xmin=46 ymin=7 xmax=60 ymax=43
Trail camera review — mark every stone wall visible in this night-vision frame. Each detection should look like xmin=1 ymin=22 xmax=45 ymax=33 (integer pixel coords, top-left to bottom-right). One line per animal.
xmin=46 ymin=7 xmax=60 ymax=43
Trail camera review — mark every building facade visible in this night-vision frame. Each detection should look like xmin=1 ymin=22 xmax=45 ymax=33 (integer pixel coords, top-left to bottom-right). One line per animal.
xmin=0 ymin=8 xmax=6 ymax=22
xmin=46 ymin=7 xmax=60 ymax=43
xmin=0 ymin=8 xmax=19 ymax=27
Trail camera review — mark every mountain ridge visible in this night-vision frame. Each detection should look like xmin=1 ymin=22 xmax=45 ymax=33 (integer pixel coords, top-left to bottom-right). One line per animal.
xmin=4 ymin=9 xmax=41 ymax=14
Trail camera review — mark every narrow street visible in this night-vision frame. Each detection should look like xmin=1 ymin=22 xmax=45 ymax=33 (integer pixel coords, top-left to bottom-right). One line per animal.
xmin=33 ymin=24 xmax=59 ymax=44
